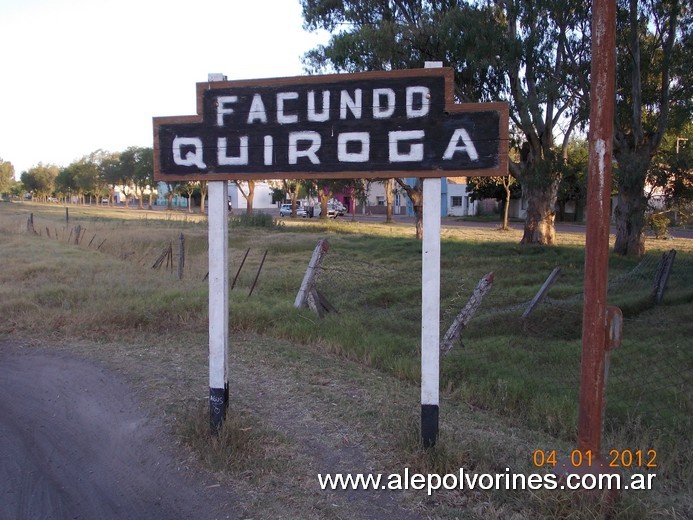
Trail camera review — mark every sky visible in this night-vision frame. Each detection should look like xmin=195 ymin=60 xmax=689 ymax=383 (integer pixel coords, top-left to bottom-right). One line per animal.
xmin=0 ymin=0 xmax=329 ymax=177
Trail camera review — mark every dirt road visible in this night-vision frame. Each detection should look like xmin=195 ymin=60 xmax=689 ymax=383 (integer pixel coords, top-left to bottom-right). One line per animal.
xmin=0 ymin=342 xmax=236 ymax=520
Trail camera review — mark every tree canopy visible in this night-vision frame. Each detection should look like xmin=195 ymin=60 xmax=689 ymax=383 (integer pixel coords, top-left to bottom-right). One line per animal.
xmin=0 ymin=158 xmax=15 ymax=196
xmin=301 ymin=0 xmax=591 ymax=244
xmin=302 ymin=0 xmax=691 ymax=253
xmin=20 ymin=163 xmax=59 ymax=200
xmin=612 ymin=0 xmax=692 ymax=255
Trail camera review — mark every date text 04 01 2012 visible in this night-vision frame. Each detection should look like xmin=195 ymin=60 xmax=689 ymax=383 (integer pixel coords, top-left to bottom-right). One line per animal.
xmin=532 ymin=449 xmax=658 ymax=469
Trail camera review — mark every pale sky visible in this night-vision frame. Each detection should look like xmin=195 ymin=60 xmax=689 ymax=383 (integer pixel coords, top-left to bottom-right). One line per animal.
xmin=0 ymin=0 xmax=329 ymax=176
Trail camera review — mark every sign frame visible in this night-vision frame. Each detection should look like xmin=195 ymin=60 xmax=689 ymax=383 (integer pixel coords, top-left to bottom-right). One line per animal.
xmin=153 ymin=67 xmax=508 ymax=182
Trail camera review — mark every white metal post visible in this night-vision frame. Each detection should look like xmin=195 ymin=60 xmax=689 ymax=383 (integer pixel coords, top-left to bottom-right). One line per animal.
xmin=421 ymin=177 xmax=441 ymax=447
xmin=208 ymin=181 xmax=229 ymax=433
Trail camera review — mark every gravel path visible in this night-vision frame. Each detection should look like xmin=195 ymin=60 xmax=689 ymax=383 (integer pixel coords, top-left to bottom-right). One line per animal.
xmin=0 ymin=343 xmax=237 ymax=520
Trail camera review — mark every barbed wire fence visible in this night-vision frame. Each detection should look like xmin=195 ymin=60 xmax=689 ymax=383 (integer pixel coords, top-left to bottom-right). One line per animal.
xmin=314 ymin=245 xmax=692 ymax=444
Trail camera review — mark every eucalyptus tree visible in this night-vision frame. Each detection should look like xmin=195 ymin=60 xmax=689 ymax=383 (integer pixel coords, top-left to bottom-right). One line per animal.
xmin=301 ymin=0 xmax=591 ymax=243
xmin=613 ymin=0 xmax=692 ymax=256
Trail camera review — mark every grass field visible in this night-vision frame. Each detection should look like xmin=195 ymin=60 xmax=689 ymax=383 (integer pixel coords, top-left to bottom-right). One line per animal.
xmin=1 ymin=201 xmax=691 ymax=518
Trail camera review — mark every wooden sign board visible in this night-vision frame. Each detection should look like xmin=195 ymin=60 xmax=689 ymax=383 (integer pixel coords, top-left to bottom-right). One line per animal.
xmin=153 ymin=68 xmax=508 ymax=181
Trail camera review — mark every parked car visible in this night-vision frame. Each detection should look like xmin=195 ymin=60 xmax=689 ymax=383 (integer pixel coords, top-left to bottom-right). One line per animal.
xmin=279 ymin=203 xmax=305 ymax=217
xmin=308 ymin=204 xmax=339 ymax=218
xmin=329 ymin=199 xmax=347 ymax=215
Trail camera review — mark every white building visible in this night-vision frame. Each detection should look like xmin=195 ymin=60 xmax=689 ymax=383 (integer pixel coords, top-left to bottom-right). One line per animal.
xmin=360 ymin=177 xmax=479 ymax=217
xmin=156 ymin=181 xmax=277 ymax=210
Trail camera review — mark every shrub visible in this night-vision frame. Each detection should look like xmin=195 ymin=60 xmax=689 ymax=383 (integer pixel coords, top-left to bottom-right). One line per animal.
xmin=230 ymin=212 xmax=282 ymax=229
xmin=647 ymin=212 xmax=670 ymax=238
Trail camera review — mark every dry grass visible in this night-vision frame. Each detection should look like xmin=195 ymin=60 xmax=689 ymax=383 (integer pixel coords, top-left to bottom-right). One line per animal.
xmin=1 ymin=201 xmax=691 ymax=519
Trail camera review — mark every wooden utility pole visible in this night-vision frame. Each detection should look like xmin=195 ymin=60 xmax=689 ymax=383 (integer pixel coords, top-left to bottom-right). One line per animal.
xmin=576 ymin=0 xmax=618 ymax=463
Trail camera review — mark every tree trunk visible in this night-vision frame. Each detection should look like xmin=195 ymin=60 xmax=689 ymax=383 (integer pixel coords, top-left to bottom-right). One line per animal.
xmin=385 ymin=178 xmax=394 ymax=223
xmin=613 ymin=148 xmax=651 ymax=256
xmin=613 ymin=193 xmax=646 ymax=256
xmin=414 ymin=203 xmax=423 ymax=239
xmin=502 ymin=183 xmax=511 ymax=230
xmin=199 ymin=183 xmax=207 ymax=214
xmin=520 ymin=180 xmax=559 ymax=245
xmin=395 ymin=178 xmax=424 ymax=239
xmin=319 ymin=192 xmax=329 ymax=219
xmin=245 ymin=181 xmax=255 ymax=215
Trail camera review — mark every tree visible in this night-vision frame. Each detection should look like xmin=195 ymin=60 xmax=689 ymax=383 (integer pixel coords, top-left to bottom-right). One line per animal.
xmin=282 ymin=179 xmax=302 ymax=216
xmin=181 ymin=181 xmax=198 ymax=213
xmin=309 ymin=178 xmax=357 ymax=219
xmin=199 ymin=180 xmax=208 ymax=214
xmin=394 ymin=178 xmax=424 ymax=238
xmin=68 ymin=150 xmax=111 ymax=204
xmin=467 ymin=175 xmax=520 ymax=229
xmin=101 ymin=152 xmax=123 ymax=206
xmin=556 ymin=138 xmax=588 ymax=223
xmin=20 ymin=163 xmax=58 ymax=200
xmin=301 ymin=0 xmax=591 ymax=243
xmin=384 ymin=178 xmax=395 ymax=223
xmin=497 ymin=0 xmax=590 ymax=244
xmin=115 ymin=146 xmax=155 ymax=209
xmin=645 ymin=129 xmax=693 ymax=226
xmin=55 ymin=165 xmax=78 ymax=202
xmin=234 ymin=180 xmax=256 ymax=214
xmin=57 ymin=164 xmax=81 ymax=203
xmin=0 ymin=158 xmax=15 ymax=197
xmin=165 ymin=182 xmax=179 ymax=210
xmin=612 ymin=0 xmax=692 ymax=256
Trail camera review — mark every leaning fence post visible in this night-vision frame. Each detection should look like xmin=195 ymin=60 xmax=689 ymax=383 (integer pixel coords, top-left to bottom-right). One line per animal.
xmin=294 ymin=239 xmax=330 ymax=309
xmin=521 ymin=267 xmax=561 ymax=320
xmin=248 ymin=250 xmax=268 ymax=297
xmin=441 ymin=272 xmax=494 ymax=355
xmin=653 ymin=249 xmax=676 ymax=304
xmin=231 ymin=248 xmax=250 ymax=290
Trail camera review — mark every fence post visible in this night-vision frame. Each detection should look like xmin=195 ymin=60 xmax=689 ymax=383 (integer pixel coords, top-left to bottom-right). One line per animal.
xmin=441 ymin=272 xmax=494 ymax=355
xmin=294 ymin=239 xmax=330 ymax=309
xmin=248 ymin=250 xmax=268 ymax=297
xmin=521 ymin=267 xmax=561 ymax=320
xmin=653 ymin=249 xmax=676 ymax=304
xmin=231 ymin=248 xmax=250 ymax=290
xmin=177 ymin=233 xmax=185 ymax=280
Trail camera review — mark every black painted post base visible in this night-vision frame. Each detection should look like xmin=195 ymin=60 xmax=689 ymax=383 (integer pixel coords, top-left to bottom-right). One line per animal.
xmin=210 ymin=387 xmax=227 ymax=435
xmin=421 ymin=404 xmax=439 ymax=448
xmin=224 ymin=382 xmax=229 ymax=413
